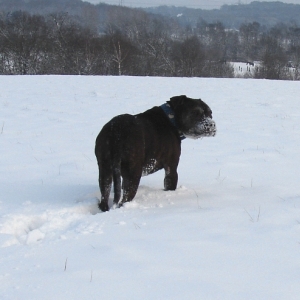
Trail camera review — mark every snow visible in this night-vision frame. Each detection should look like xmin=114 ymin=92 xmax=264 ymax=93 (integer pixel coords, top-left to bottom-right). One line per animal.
xmin=1 ymin=75 xmax=300 ymax=299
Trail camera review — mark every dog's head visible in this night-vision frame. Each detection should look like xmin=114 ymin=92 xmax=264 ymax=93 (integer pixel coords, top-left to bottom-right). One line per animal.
xmin=168 ymin=95 xmax=217 ymax=139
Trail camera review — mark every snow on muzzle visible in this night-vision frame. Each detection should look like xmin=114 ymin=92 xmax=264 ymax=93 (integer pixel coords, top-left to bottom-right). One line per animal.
xmin=183 ymin=117 xmax=217 ymax=139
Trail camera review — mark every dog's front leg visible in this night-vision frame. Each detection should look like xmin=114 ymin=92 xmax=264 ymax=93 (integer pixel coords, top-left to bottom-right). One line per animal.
xmin=164 ymin=166 xmax=178 ymax=190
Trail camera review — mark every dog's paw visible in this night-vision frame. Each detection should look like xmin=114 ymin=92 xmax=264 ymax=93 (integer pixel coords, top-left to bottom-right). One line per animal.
xmin=98 ymin=201 xmax=109 ymax=212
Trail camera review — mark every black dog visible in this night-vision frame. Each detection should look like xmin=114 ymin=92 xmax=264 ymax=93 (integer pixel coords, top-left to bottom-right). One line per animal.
xmin=95 ymin=95 xmax=216 ymax=212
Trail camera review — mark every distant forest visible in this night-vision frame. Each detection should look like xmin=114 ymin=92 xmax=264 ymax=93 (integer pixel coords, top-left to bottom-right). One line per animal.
xmin=0 ymin=0 xmax=299 ymax=80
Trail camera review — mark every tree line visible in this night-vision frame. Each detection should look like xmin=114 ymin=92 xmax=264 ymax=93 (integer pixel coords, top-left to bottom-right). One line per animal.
xmin=0 ymin=9 xmax=299 ymax=80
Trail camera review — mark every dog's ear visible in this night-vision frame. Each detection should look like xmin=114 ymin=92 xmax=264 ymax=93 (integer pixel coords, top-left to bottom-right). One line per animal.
xmin=168 ymin=95 xmax=187 ymax=110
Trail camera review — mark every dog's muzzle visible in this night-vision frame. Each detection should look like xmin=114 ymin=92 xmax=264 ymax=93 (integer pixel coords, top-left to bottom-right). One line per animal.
xmin=183 ymin=118 xmax=217 ymax=139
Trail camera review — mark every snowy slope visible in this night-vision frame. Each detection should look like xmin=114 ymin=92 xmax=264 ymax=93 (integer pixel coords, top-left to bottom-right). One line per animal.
xmin=0 ymin=76 xmax=300 ymax=299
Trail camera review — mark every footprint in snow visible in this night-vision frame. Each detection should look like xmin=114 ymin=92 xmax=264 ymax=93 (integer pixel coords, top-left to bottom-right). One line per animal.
xmin=0 ymin=215 xmax=46 ymax=246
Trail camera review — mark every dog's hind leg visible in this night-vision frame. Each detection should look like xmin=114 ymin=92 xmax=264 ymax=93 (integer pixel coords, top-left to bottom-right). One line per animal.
xmin=98 ymin=167 xmax=112 ymax=212
xmin=117 ymin=170 xmax=141 ymax=208
xmin=113 ymin=165 xmax=121 ymax=206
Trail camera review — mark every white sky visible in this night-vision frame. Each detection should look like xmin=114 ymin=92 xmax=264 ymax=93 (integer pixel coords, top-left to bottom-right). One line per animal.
xmin=84 ymin=0 xmax=300 ymax=9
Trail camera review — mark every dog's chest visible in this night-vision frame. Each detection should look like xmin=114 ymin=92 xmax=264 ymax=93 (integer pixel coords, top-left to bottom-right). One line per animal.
xmin=142 ymin=158 xmax=159 ymax=176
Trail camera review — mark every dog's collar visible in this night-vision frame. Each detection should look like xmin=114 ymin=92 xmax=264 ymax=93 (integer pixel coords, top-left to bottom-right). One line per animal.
xmin=160 ymin=103 xmax=186 ymax=140
xmin=160 ymin=103 xmax=176 ymax=126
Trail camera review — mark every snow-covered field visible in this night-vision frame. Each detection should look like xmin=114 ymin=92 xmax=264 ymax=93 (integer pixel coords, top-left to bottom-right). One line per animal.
xmin=1 ymin=76 xmax=300 ymax=299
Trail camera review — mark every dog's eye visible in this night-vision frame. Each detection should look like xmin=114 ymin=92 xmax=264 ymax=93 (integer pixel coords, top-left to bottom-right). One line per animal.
xmin=192 ymin=109 xmax=203 ymax=118
xmin=206 ymin=110 xmax=212 ymax=118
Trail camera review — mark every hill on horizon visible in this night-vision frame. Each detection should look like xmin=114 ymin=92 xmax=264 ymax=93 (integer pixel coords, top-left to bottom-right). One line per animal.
xmin=0 ymin=0 xmax=299 ymax=28
xmin=143 ymin=1 xmax=300 ymax=28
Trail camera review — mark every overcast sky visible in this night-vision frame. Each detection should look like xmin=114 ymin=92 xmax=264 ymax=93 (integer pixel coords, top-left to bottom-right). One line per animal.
xmin=84 ymin=0 xmax=300 ymax=9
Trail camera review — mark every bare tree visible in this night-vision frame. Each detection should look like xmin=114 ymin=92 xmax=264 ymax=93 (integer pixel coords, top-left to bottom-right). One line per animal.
xmin=239 ymin=22 xmax=261 ymax=61
xmin=257 ymin=35 xmax=288 ymax=79
xmin=171 ymin=36 xmax=205 ymax=77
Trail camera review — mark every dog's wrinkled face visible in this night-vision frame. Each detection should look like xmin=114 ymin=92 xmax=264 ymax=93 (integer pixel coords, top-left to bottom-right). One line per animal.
xmin=169 ymin=95 xmax=217 ymax=139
